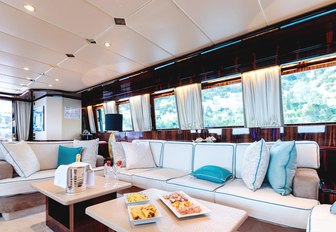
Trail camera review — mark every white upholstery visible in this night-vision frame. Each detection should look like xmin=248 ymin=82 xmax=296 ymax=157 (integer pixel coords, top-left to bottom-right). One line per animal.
xmin=118 ymin=168 xmax=153 ymax=183
xmin=307 ymin=204 xmax=336 ymax=232
xmin=162 ymin=141 xmax=193 ymax=171
xmin=193 ymin=143 xmax=235 ymax=173
xmin=235 ymin=141 xmax=320 ymax=178
xmin=166 ymin=175 xmax=223 ymax=202
xmin=132 ymin=168 xmax=189 ymax=190
xmin=215 ymin=179 xmax=319 ymax=229
xmin=28 ymin=141 xmax=73 ymax=170
xmin=132 ymin=140 xmax=164 ymax=167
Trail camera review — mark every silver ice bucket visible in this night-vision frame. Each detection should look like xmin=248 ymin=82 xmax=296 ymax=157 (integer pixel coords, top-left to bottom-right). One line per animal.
xmin=66 ymin=163 xmax=90 ymax=193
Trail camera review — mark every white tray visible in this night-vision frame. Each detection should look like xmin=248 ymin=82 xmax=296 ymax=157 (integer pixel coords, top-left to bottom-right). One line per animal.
xmin=158 ymin=191 xmax=211 ymax=218
xmin=124 ymin=191 xmax=150 ymax=205
xmin=127 ymin=203 xmax=162 ymax=225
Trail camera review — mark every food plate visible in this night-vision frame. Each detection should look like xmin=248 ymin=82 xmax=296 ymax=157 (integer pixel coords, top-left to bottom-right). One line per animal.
xmin=127 ymin=203 xmax=162 ymax=225
xmin=124 ymin=191 xmax=150 ymax=205
xmin=158 ymin=191 xmax=211 ymax=218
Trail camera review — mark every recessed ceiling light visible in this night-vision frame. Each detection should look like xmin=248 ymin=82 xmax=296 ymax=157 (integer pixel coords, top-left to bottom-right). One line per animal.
xmin=48 ymin=84 xmax=52 ymax=87
xmin=23 ymin=67 xmax=29 ymax=71
xmin=104 ymin=42 xmax=111 ymax=47
xmin=20 ymin=83 xmax=25 ymax=86
xmin=25 ymin=77 xmax=32 ymax=80
xmin=24 ymin=4 xmax=35 ymax=12
xmin=55 ymin=78 xmax=59 ymax=82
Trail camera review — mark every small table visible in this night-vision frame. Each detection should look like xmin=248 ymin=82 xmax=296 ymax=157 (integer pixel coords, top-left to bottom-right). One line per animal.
xmin=32 ymin=175 xmax=132 ymax=232
xmin=86 ymin=188 xmax=248 ymax=232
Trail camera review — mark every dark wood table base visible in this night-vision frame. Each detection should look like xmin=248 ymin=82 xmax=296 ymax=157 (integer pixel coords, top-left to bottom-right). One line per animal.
xmin=46 ymin=193 xmax=116 ymax=232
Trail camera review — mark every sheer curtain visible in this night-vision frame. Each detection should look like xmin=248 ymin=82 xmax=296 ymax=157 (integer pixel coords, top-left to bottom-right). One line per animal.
xmin=103 ymin=101 xmax=117 ymax=114
xmin=129 ymin=94 xmax=152 ymax=132
xmin=87 ymin=106 xmax=97 ymax=133
xmin=15 ymin=101 xmax=31 ymax=141
xmin=242 ymin=66 xmax=283 ymax=127
xmin=175 ymin=83 xmax=204 ymax=129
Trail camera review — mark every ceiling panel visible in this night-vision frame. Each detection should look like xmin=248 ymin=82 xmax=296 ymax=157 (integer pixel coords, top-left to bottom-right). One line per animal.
xmin=1 ymin=0 xmax=115 ymax=39
xmin=0 ymin=2 xmax=86 ymax=54
xmin=97 ymin=26 xmax=174 ymax=65
xmin=81 ymin=67 xmax=120 ymax=86
xmin=127 ymin=0 xmax=213 ymax=56
xmin=58 ymin=58 xmax=105 ymax=75
xmin=0 ymin=81 xmax=25 ymax=93
xmin=0 ymin=51 xmax=52 ymax=74
xmin=0 ymin=74 xmax=31 ymax=85
xmin=0 ymin=64 xmax=40 ymax=80
xmin=86 ymin=0 xmax=151 ymax=18
xmin=0 ymin=32 xmax=65 ymax=65
xmin=75 ymin=45 xmax=144 ymax=74
xmin=259 ymin=0 xmax=334 ymax=24
xmin=173 ymin=0 xmax=267 ymax=43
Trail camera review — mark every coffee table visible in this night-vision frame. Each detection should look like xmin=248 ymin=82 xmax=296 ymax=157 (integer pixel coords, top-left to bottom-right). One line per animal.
xmin=86 ymin=188 xmax=248 ymax=232
xmin=31 ymin=175 xmax=132 ymax=232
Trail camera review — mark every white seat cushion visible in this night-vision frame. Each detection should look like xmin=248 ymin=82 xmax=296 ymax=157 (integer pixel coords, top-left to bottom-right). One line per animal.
xmin=0 ymin=169 xmax=55 ymax=197
xmin=308 ymin=204 xmax=336 ymax=232
xmin=118 ymin=167 xmax=153 ymax=183
xmin=166 ymin=175 xmax=224 ymax=202
xmin=132 ymin=168 xmax=189 ymax=190
xmin=215 ymin=179 xmax=318 ymax=229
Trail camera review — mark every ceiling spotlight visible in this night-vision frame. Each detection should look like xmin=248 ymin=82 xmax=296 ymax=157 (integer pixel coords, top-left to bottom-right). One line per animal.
xmin=104 ymin=42 xmax=111 ymax=47
xmin=23 ymin=67 xmax=29 ymax=71
xmin=25 ymin=77 xmax=32 ymax=80
xmin=24 ymin=4 xmax=35 ymax=12
xmin=20 ymin=83 xmax=25 ymax=86
xmin=48 ymin=84 xmax=52 ymax=87
xmin=55 ymin=78 xmax=59 ymax=81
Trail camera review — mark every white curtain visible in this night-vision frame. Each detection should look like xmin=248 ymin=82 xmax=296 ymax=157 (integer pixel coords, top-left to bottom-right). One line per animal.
xmin=129 ymin=94 xmax=152 ymax=132
xmin=15 ymin=101 xmax=31 ymax=141
xmin=175 ymin=83 xmax=204 ymax=129
xmin=242 ymin=66 xmax=283 ymax=127
xmin=87 ymin=106 xmax=97 ymax=133
xmin=103 ymin=101 xmax=117 ymax=114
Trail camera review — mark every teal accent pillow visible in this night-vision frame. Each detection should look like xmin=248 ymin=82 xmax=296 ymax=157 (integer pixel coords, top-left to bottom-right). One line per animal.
xmin=192 ymin=165 xmax=232 ymax=184
xmin=267 ymin=140 xmax=297 ymax=195
xmin=57 ymin=146 xmax=82 ymax=167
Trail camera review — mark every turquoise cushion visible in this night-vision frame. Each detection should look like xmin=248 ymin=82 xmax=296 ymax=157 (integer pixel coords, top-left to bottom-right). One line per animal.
xmin=57 ymin=146 xmax=82 ymax=167
xmin=192 ymin=165 xmax=232 ymax=184
xmin=267 ymin=140 xmax=297 ymax=195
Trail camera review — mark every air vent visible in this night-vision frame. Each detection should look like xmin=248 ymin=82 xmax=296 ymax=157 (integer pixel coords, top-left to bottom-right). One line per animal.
xmin=114 ymin=18 xmax=126 ymax=25
xmin=66 ymin=54 xmax=75 ymax=58
xmin=86 ymin=38 xmax=96 ymax=44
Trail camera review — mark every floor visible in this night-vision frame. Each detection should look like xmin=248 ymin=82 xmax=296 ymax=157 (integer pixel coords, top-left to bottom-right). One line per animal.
xmin=0 ymin=186 xmax=305 ymax=232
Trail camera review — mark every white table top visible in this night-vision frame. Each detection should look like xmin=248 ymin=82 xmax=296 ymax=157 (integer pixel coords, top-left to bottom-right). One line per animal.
xmin=31 ymin=175 xmax=132 ymax=206
xmin=86 ymin=188 xmax=248 ymax=232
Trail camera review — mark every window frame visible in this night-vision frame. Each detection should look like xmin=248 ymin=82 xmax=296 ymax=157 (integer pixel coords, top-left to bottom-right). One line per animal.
xmin=117 ymin=100 xmax=134 ymax=132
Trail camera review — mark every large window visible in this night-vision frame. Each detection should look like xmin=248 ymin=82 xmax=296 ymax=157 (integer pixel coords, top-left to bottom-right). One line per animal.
xmin=118 ymin=103 xmax=133 ymax=131
xmin=202 ymin=82 xmax=244 ymax=127
xmin=154 ymin=94 xmax=179 ymax=129
xmin=282 ymin=65 xmax=336 ymax=124
xmin=0 ymin=100 xmax=12 ymax=141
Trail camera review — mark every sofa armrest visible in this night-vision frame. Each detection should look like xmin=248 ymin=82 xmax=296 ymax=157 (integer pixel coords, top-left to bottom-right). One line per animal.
xmin=293 ymin=168 xmax=319 ymax=200
xmin=96 ymin=155 xmax=105 ymax=167
xmin=0 ymin=161 xmax=13 ymax=180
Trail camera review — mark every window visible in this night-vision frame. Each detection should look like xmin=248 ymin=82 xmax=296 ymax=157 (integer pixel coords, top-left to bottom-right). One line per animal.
xmin=282 ymin=65 xmax=336 ymax=124
xmin=154 ymin=94 xmax=179 ymax=129
xmin=0 ymin=100 xmax=13 ymax=141
xmin=118 ymin=103 xmax=133 ymax=131
xmin=202 ymin=82 xmax=244 ymax=127
xmin=96 ymin=107 xmax=105 ymax=132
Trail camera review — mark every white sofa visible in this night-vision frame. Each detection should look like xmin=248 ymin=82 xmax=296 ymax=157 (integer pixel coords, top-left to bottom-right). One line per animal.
xmin=0 ymin=141 xmax=104 ymax=220
xmin=118 ymin=140 xmax=320 ymax=229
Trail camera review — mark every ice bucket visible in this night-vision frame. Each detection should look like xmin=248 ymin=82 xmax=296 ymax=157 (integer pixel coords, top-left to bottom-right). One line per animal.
xmin=66 ymin=163 xmax=90 ymax=193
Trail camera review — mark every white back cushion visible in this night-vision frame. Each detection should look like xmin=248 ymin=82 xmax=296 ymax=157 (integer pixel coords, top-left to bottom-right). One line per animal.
xmin=162 ymin=142 xmax=193 ymax=172
xmin=235 ymin=141 xmax=320 ymax=178
xmin=132 ymin=140 xmax=164 ymax=167
xmin=28 ymin=141 xmax=73 ymax=170
xmin=193 ymin=143 xmax=236 ymax=174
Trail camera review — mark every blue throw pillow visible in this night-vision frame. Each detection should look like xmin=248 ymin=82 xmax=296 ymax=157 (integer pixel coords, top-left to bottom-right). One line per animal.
xmin=192 ymin=165 xmax=232 ymax=184
xmin=57 ymin=145 xmax=82 ymax=167
xmin=267 ymin=140 xmax=297 ymax=195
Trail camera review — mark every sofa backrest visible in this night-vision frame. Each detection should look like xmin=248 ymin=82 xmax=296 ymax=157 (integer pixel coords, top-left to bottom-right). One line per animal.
xmin=162 ymin=141 xmax=193 ymax=172
xmin=132 ymin=139 xmax=164 ymax=167
xmin=27 ymin=141 xmax=73 ymax=170
xmin=235 ymin=141 xmax=320 ymax=178
xmin=193 ymin=143 xmax=236 ymax=175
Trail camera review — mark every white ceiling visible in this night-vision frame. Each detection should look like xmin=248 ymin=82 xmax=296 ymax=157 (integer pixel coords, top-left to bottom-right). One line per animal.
xmin=0 ymin=0 xmax=333 ymax=94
